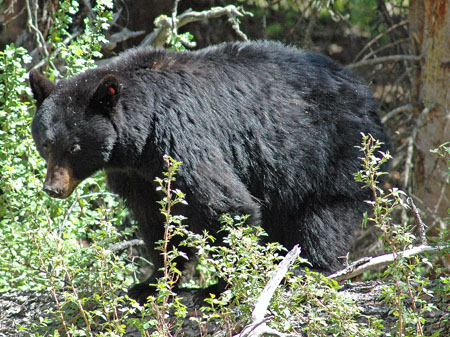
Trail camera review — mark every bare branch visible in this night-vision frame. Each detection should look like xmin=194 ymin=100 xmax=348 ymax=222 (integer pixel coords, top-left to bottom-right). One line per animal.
xmin=252 ymin=245 xmax=300 ymax=322
xmin=107 ymin=239 xmax=145 ymax=252
xmin=139 ymin=27 xmax=165 ymax=48
xmin=236 ymin=245 xmax=301 ymax=337
xmin=176 ymin=6 xmax=252 ymax=31
xmin=104 ymin=28 xmax=146 ymax=51
xmin=139 ymin=5 xmax=253 ymax=48
xmin=329 ymin=245 xmax=449 ymax=282
xmin=347 ymin=54 xmax=422 ymax=70
xmin=239 ymin=323 xmax=302 ymax=337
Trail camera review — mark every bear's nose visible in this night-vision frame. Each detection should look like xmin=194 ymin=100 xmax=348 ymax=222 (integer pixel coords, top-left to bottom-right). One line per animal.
xmin=43 ymin=184 xmax=64 ymax=198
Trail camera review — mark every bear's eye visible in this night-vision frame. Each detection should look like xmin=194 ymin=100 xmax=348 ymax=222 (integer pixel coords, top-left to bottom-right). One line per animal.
xmin=69 ymin=144 xmax=81 ymax=154
xmin=42 ymin=142 xmax=51 ymax=153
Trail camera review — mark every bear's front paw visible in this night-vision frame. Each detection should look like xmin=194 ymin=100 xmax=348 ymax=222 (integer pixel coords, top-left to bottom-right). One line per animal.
xmin=128 ymin=282 xmax=156 ymax=305
xmin=191 ymin=279 xmax=227 ymax=306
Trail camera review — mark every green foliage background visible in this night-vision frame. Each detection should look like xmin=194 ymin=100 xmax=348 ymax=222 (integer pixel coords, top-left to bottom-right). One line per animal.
xmin=0 ymin=0 xmax=131 ymax=294
xmin=0 ymin=0 xmax=449 ymax=336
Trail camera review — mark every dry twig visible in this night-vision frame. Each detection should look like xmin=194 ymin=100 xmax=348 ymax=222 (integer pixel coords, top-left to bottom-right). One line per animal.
xmin=329 ymin=245 xmax=448 ymax=282
xmin=347 ymin=54 xmax=422 ymax=69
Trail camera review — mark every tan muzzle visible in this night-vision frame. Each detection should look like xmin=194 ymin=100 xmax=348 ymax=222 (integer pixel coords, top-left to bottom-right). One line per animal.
xmin=43 ymin=156 xmax=81 ymax=199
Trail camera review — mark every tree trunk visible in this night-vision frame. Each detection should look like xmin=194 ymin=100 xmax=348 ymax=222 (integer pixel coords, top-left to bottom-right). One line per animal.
xmin=409 ymin=0 xmax=450 ymax=230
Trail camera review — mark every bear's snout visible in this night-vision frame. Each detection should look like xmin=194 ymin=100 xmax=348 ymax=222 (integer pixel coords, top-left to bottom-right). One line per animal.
xmin=43 ymin=184 xmax=65 ymax=198
xmin=43 ymin=157 xmax=81 ymax=199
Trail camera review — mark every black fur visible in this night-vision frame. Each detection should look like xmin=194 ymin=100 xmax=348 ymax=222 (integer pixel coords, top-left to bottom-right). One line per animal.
xmin=30 ymin=41 xmax=388 ymax=302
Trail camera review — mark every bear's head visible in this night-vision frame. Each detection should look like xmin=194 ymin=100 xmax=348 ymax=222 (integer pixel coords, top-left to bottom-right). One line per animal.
xmin=29 ymin=70 xmax=121 ymax=199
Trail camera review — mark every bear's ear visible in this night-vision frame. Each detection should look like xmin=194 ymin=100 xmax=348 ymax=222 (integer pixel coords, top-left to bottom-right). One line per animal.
xmin=90 ymin=74 xmax=121 ymax=115
xmin=29 ymin=69 xmax=55 ymax=107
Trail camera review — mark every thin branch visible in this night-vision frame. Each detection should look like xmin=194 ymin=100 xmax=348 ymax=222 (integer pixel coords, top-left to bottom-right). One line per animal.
xmin=60 ymin=196 xmax=80 ymax=237
xmin=111 ymin=28 xmax=146 ymax=43
xmin=176 ymin=6 xmax=252 ymax=31
xmin=407 ymin=197 xmax=427 ymax=246
xmin=329 ymin=245 xmax=449 ymax=282
xmin=353 ymin=19 xmax=408 ymax=62
xmin=347 ymin=54 xmax=422 ymax=70
xmin=362 ymin=38 xmax=410 ymax=61
xmin=287 ymin=1 xmax=312 ymax=38
xmin=3 ymin=5 xmax=26 ymax=23
xmin=25 ymin=0 xmax=56 ymax=70
xmin=56 ymin=190 xmax=120 ymax=237
xmin=377 ymin=0 xmax=395 ymax=27
xmin=433 ymin=116 xmax=450 ymax=216
xmin=381 ymin=103 xmax=414 ymax=124
xmin=30 ymin=29 xmax=82 ymax=71
xmin=302 ymin=6 xmax=319 ymax=49
xmin=238 ymin=317 xmax=271 ymax=337
xmin=110 ymin=7 xmax=122 ymax=26
xmin=227 ymin=9 xmax=251 ymax=41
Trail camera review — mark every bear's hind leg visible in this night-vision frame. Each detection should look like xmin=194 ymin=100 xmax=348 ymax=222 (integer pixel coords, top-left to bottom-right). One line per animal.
xmin=289 ymin=197 xmax=366 ymax=273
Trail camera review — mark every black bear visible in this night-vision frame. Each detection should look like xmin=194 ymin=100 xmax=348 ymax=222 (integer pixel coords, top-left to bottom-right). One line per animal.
xmin=29 ymin=41 xmax=388 ymax=302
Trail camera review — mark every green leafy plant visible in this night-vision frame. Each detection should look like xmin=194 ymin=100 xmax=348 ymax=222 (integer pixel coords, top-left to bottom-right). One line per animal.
xmin=122 ymin=156 xmax=381 ymax=337
xmin=431 ymin=141 xmax=450 ymax=331
xmin=431 ymin=142 xmax=450 ymax=179
xmin=47 ymin=0 xmax=79 ymax=78
xmin=188 ymin=215 xmax=386 ymax=337
xmin=130 ymin=156 xmax=191 ymax=337
xmin=25 ymin=190 xmax=137 ymax=336
xmin=356 ymin=134 xmax=438 ymax=337
xmin=1 ymin=6 xmax=138 ymax=336
xmin=0 ymin=43 xmax=49 ymax=292
xmin=46 ymin=0 xmax=114 ymax=77
xmin=275 ymin=270 xmax=384 ymax=336
xmin=167 ymin=32 xmax=196 ymax=51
